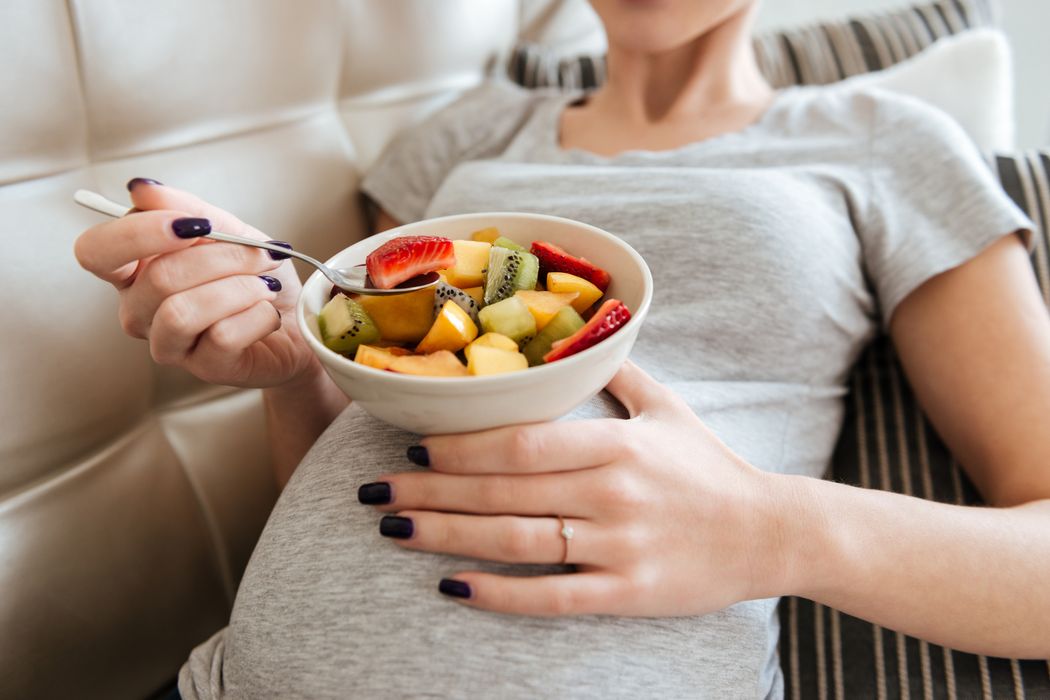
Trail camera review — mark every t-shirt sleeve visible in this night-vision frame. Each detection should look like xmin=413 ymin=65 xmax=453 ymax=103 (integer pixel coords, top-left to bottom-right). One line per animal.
xmin=360 ymin=80 xmax=540 ymax=224
xmin=858 ymin=89 xmax=1034 ymax=327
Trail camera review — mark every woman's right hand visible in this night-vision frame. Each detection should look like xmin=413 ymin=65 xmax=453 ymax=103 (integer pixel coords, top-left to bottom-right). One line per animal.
xmin=74 ymin=179 xmax=320 ymax=388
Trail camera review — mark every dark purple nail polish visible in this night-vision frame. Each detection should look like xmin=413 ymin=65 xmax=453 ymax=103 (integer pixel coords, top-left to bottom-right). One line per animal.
xmin=127 ymin=177 xmax=163 ymax=191
xmin=266 ymin=240 xmax=293 ymax=261
xmin=172 ymin=217 xmax=210 ymax=238
xmin=259 ymin=275 xmax=282 ymax=292
xmin=358 ymin=482 xmax=392 ymax=505
xmin=439 ymin=579 xmax=472 ymax=599
xmin=406 ymin=445 xmax=429 ymax=467
xmin=380 ymin=515 xmax=413 ymax=539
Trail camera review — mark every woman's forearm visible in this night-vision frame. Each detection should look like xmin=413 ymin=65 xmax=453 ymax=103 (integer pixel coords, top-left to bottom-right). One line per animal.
xmin=777 ymin=474 xmax=1050 ymax=658
xmin=264 ymin=361 xmax=349 ymax=488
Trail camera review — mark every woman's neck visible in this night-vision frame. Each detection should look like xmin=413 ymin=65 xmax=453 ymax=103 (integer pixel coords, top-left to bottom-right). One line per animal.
xmin=561 ymin=3 xmax=774 ymax=155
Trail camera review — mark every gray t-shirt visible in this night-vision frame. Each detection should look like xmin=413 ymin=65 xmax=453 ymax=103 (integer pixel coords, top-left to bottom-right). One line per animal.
xmin=180 ymin=81 xmax=1031 ymax=699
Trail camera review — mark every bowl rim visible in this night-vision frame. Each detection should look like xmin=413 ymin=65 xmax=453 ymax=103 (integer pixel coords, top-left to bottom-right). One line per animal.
xmin=295 ymin=211 xmax=653 ymax=388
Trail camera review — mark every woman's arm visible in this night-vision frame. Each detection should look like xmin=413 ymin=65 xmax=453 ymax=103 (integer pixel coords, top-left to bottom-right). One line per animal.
xmin=781 ymin=232 xmax=1050 ymax=657
xmin=266 ymin=207 xmax=403 ymax=487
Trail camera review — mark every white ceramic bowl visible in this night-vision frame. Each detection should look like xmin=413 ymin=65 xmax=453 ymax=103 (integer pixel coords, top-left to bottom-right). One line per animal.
xmin=297 ymin=212 xmax=653 ymax=435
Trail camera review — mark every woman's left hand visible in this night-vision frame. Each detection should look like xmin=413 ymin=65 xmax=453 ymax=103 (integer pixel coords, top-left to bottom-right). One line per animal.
xmin=359 ymin=361 xmax=795 ymax=617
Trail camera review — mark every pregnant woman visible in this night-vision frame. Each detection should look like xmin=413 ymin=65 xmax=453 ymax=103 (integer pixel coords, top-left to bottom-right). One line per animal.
xmin=75 ymin=0 xmax=1050 ymax=697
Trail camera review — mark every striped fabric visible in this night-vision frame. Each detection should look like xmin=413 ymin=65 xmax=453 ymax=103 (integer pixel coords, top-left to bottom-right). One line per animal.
xmin=508 ymin=0 xmax=994 ymax=90
xmin=779 ymin=151 xmax=1050 ymax=699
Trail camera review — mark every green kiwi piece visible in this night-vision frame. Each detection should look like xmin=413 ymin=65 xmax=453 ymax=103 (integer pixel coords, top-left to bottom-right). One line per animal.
xmin=483 ymin=247 xmax=539 ymax=305
xmin=493 ymin=236 xmax=527 ymax=252
xmin=318 ymin=294 xmax=380 ymax=355
xmin=478 ymin=296 xmax=537 ymax=346
xmin=522 ymin=305 xmax=585 ymax=366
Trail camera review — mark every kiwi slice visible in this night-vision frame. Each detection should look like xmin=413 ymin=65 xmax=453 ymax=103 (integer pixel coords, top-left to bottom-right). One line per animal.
xmin=318 ymin=294 xmax=380 ymax=355
xmin=433 ymin=281 xmax=480 ymax=323
xmin=483 ymin=247 xmax=539 ymax=306
xmin=478 ymin=296 xmax=537 ymax=347
xmin=522 ymin=306 xmax=585 ymax=366
xmin=493 ymin=236 xmax=527 ymax=252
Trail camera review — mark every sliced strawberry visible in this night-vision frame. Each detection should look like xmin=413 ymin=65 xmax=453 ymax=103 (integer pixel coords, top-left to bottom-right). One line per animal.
xmin=530 ymin=241 xmax=611 ymax=292
xmin=366 ymin=236 xmax=456 ymax=290
xmin=543 ymin=299 xmax=631 ymax=363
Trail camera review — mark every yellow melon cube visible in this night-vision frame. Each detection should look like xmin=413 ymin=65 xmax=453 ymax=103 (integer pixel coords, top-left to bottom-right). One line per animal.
xmin=464 ymin=332 xmax=519 ymax=362
xmin=416 ymin=300 xmax=479 ymax=354
xmin=389 ymin=350 xmax=468 ymax=377
xmin=546 ymin=272 xmax=603 ymax=313
xmin=443 ymin=239 xmax=492 ymax=288
xmin=462 ymin=286 xmax=484 ymax=306
xmin=514 ymin=290 xmax=581 ymax=330
xmin=355 ymin=288 xmax=436 ymax=344
xmin=470 ymin=227 xmax=501 ymax=244
xmin=467 ymin=345 xmax=529 ymax=376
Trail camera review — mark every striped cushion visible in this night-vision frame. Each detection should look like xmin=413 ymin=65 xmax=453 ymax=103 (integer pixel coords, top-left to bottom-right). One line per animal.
xmin=508 ymin=0 xmax=994 ymax=90
xmin=779 ymin=151 xmax=1050 ymax=698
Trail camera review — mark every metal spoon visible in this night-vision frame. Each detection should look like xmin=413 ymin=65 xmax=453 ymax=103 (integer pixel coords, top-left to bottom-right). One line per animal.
xmin=73 ymin=189 xmax=440 ymax=296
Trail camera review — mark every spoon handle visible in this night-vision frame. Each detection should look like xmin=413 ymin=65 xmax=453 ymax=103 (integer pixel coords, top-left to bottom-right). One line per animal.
xmin=74 ymin=189 xmax=333 ymax=273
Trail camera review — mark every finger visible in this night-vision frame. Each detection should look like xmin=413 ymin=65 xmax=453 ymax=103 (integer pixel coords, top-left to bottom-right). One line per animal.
xmin=603 ymin=360 xmax=677 ymax=418
xmin=74 ymin=210 xmax=205 ymax=287
xmin=192 ymin=300 xmax=283 ymax=364
xmin=373 ymin=471 xmax=591 ymax=517
xmin=132 ymin=238 xmax=284 ymax=317
xmin=439 ymin=571 xmax=625 ymax=616
xmin=129 ymin=181 xmax=259 ymax=238
xmin=388 ymin=511 xmax=599 ymax=565
xmin=422 ymin=420 xmax=623 ymax=475
xmin=148 ymin=275 xmax=278 ymax=365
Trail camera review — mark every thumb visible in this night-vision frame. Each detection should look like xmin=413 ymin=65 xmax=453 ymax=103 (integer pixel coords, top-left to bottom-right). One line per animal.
xmin=127 ymin=178 xmax=263 ymax=239
xmin=603 ymin=360 xmax=672 ymax=418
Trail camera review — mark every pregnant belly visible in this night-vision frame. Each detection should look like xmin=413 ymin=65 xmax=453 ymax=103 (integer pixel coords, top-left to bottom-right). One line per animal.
xmin=210 ymin=401 xmax=781 ymax=699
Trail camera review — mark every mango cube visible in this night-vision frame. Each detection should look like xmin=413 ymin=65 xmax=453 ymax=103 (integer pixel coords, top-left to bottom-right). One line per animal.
xmin=389 ymin=350 xmax=468 ymax=377
xmin=355 ymin=288 xmax=436 ymax=344
xmin=470 ymin=227 xmax=501 ymax=244
xmin=514 ymin=290 xmax=580 ymax=330
xmin=416 ymin=300 xmax=479 ymax=354
xmin=546 ymin=272 xmax=603 ymax=314
xmin=464 ymin=332 xmax=519 ymax=362
xmin=443 ymin=240 xmax=492 ymax=288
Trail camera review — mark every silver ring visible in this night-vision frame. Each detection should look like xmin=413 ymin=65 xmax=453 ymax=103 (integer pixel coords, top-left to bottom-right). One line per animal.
xmin=556 ymin=515 xmax=574 ymax=565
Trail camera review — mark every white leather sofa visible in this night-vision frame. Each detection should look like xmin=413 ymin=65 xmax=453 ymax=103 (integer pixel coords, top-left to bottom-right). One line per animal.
xmin=0 ymin=2 xmax=603 ymax=697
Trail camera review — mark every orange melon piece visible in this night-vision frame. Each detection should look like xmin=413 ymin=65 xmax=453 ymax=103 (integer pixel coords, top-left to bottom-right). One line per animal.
xmin=462 ymin=286 xmax=484 ymax=306
xmin=443 ymin=240 xmax=492 ymax=288
xmin=470 ymin=227 xmax=501 ymax=244
xmin=389 ymin=350 xmax=468 ymax=377
xmin=514 ymin=290 xmax=580 ymax=330
xmin=416 ymin=300 xmax=479 ymax=354
xmin=467 ymin=345 xmax=528 ymax=376
xmin=546 ymin=272 xmax=603 ymax=314
xmin=353 ymin=345 xmax=412 ymax=371
xmin=355 ymin=288 xmax=436 ymax=343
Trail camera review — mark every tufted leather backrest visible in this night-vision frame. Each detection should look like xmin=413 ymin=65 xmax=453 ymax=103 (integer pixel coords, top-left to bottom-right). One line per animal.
xmin=0 ymin=2 xmax=603 ymax=697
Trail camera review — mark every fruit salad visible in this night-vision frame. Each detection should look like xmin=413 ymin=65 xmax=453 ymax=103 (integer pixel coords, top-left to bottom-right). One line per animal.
xmin=316 ymin=228 xmax=632 ymax=377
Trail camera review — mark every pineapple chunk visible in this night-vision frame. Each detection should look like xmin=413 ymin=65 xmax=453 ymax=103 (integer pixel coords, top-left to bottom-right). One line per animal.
xmin=467 ymin=345 xmax=529 ymax=376
xmin=355 ymin=288 xmax=436 ymax=343
xmin=514 ymin=290 xmax=580 ymax=330
xmin=444 ymin=240 xmax=492 ymax=288
xmin=546 ymin=272 xmax=603 ymax=314
xmin=416 ymin=300 xmax=479 ymax=354
xmin=464 ymin=332 xmax=518 ymax=362
xmin=389 ymin=350 xmax=468 ymax=377
xmin=470 ymin=227 xmax=501 ymax=244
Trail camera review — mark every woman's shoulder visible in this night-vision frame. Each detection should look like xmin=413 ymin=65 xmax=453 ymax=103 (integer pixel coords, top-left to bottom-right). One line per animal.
xmin=418 ymin=79 xmax=560 ymax=150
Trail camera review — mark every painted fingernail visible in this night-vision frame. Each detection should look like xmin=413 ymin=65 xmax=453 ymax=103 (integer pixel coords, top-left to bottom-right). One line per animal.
xmin=127 ymin=177 xmax=163 ymax=191
xmin=266 ymin=240 xmax=293 ymax=261
xmin=172 ymin=217 xmax=210 ymax=238
xmin=439 ymin=579 xmax=472 ymax=599
xmin=379 ymin=515 xmax=413 ymax=539
xmin=406 ymin=445 xmax=429 ymax=467
xmin=259 ymin=275 xmax=282 ymax=292
xmin=358 ymin=482 xmax=392 ymax=505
